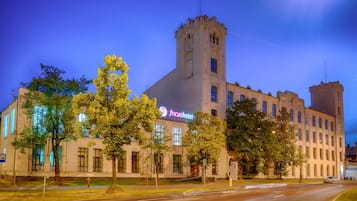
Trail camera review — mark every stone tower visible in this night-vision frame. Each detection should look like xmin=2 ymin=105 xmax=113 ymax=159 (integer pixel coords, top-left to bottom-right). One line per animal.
xmin=310 ymin=81 xmax=344 ymax=135
xmin=174 ymin=16 xmax=227 ymax=117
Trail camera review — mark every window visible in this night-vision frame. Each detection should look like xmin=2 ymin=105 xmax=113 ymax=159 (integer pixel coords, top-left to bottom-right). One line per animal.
xmin=252 ymin=98 xmax=257 ymax=111
xmin=298 ymin=111 xmax=301 ymax=123
xmin=210 ymin=58 xmax=217 ymax=73
xmin=172 ymin=127 xmax=182 ymax=146
xmin=331 ymin=121 xmax=334 ymax=131
xmin=78 ymin=147 xmax=88 ymax=172
xmin=320 ymin=148 xmax=323 ymax=160
xmin=306 ymin=146 xmax=310 ymax=158
xmin=314 ymin=164 xmax=317 ymax=177
xmin=240 ymin=95 xmax=245 ymax=101
xmin=154 ymin=153 xmax=163 ymax=174
xmin=211 ymin=86 xmax=217 ymax=102
xmin=262 ymin=101 xmax=267 ymax=114
xmin=118 ymin=151 xmax=127 ymax=173
xmin=211 ymin=109 xmax=217 ymax=116
xmin=331 ymin=136 xmax=334 ymax=146
xmin=272 ymin=104 xmax=276 ymax=117
xmin=325 ymin=134 xmax=329 ymax=145
xmin=3 ymin=114 xmax=8 ymax=137
xmin=340 ymin=152 xmax=343 ymax=161
xmin=10 ymin=109 xmax=16 ymax=133
xmin=212 ymin=160 xmax=218 ymax=175
xmin=319 ymin=133 xmax=323 ymax=144
xmin=227 ymin=91 xmax=233 ymax=107
xmin=305 ymin=130 xmax=309 ymax=142
xmin=32 ymin=144 xmax=44 ymax=171
xmin=327 ymin=165 xmax=330 ymax=177
xmin=313 ymin=148 xmax=317 ymax=159
xmin=325 ymin=150 xmax=329 ymax=161
xmin=173 ymin=154 xmax=183 ymax=174
xmin=321 ymin=165 xmax=324 ymax=177
xmin=306 ymin=163 xmax=310 ymax=177
xmin=331 ymin=151 xmax=335 ymax=161
xmin=50 ymin=146 xmax=62 ymax=171
xmin=312 ymin=132 xmax=316 ymax=143
xmin=93 ymin=149 xmax=103 ymax=172
xmin=325 ymin=120 xmax=328 ymax=130
xmin=339 ymin=137 xmax=342 ymax=147
xmin=132 ymin=152 xmax=139 ymax=173
xmin=33 ymin=105 xmax=47 ymax=134
xmin=78 ymin=113 xmax=89 ymax=137
xmin=298 ymin=128 xmax=302 ymax=141
xmin=154 ymin=124 xmax=164 ymax=144
xmin=318 ymin=118 xmax=322 ymax=128
xmin=290 ymin=109 xmax=294 ymax=121
xmin=312 ymin=116 xmax=316 ymax=127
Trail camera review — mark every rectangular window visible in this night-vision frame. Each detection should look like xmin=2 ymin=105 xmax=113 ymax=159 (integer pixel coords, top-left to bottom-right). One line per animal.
xmin=132 ymin=152 xmax=139 ymax=173
xmin=331 ymin=136 xmax=335 ymax=146
xmin=240 ymin=95 xmax=245 ymax=102
xmin=211 ymin=86 xmax=217 ymax=102
xmin=211 ymin=109 xmax=217 ymax=116
xmin=118 ymin=151 xmax=127 ymax=173
xmin=172 ymin=127 xmax=182 ymax=146
xmin=312 ymin=116 xmax=316 ymax=127
xmin=340 ymin=152 xmax=343 ymax=161
xmin=313 ymin=148 xmax=317 ymax=159
xmin=320 ymin=148 xmax=323 ymax=160
xmin=305 ymin=130 xmax=309 ymax=142
xmin=313 ymin=132 xmax=316 ymax=143
xmin=173 ymin=154 xmax=183 ymax=174
xmin=290 ymin=109 xmax=294 ymax=121
xmin=331 ymin=121 xmax=334 ymax=131
xmin=50 ymin=146 xmax=62 ymax=171
xmin=272 ymin=104 xmax=276 ymax=117
xmin=154 ymin=124 xmax=164 ymax=144
xmin=325 ymin=150 xmax=329 ymax=161
xmin=33 ymin=105 xmax=47 ymax=134
xmin=212 ymin=160 xmax=218 ymax=175
xmin=325 ymin=120 xmax=328 ymax=130
xmin=318 ymin=118 xmax=322 ymax=128
xmin=227 ymin=91 xmax=233 ymax=107
xmin=210 ymin=57 xmax=217 ymax=73
xmin=325 ymin=134 xmax=329 ymax=145
xmin=78 ymin=147 xmax=88 ymax=172
xmin=10 ymin=109 xmax=16 ymax=133
xmin=298 ymin=128 xmax=302 ymax=141
xmin=262 ymin=101 xmax=267 ymax=114
xmin=339 ymin=137 xmax=342 ymax=147
xmin=32 ymin=144 xmax=44 ymax=171
xmin=93 ymin=149 xmax=103 ymax=172
xmin=319 ymin=133 xmax=323 ymax=144
xmin=3 ymin=114 xmax=8 ymax=137
xmin=298 ymin=111 xmax=301 ymax=123
xmin=306 ymin=146 xmax=310 ymax=158
xmin=154 ymin=153 xmax=163 ymax=174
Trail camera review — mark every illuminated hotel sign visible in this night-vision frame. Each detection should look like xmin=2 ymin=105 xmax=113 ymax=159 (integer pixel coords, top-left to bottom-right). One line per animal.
xmin=159 ymin=106 xmax=194 ymax=121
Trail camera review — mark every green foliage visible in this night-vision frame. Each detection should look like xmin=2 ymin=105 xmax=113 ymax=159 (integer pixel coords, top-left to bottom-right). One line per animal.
xmin=12 ymin=64 xmax=89 ymax=185
xmin=226 ymin=98 xmax=299 ymax=178
xmin=72 ymin=54 xmax=160 ymax=189
xmin=183 ymin=112 xmax=226 ymax=165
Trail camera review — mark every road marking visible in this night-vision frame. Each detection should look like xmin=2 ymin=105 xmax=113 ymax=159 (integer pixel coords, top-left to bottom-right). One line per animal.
xmin=274 ymin=194 xmax=284 ymax=198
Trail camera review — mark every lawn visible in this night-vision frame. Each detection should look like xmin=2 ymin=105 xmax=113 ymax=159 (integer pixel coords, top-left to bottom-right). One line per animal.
xmin=336 ymin=187 xmax=357 ymax=201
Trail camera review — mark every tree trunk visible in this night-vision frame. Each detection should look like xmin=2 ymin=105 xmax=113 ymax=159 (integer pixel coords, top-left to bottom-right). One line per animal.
xmin=53 ymin=143 xmax=62 ymax=185
xmin=106 ymin=155 xmax=122 ymax=193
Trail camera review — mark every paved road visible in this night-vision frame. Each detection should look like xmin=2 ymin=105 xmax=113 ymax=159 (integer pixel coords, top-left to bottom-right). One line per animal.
xmin=99 ymin=183 xmax=355 ymax=201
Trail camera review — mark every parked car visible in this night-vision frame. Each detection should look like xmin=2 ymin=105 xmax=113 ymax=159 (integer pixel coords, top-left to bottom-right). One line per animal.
xmin=324 ymin=176 xmax=340 ymax=183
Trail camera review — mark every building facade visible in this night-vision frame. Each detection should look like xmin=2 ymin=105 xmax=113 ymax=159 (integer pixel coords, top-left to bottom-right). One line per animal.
xmin=0 ymin=16 xmax=345 ymax=181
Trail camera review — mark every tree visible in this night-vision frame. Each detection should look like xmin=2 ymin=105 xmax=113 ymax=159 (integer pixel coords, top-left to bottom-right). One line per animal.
xmin=142 ymin=126 xmax=172 ymax=190
xmin=226 ymin=98 xmax=272 ymax=179
xmin=183 ymin=112 xmax=226 ymax=184
xmin=72 ymin=54 xmax=160 ymax=193
xmin=12 ymin=64 xmax=89 ymax=185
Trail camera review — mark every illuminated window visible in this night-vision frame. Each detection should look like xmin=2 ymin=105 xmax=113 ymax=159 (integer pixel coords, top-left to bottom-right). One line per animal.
xmin=10 ymin=109 xmax=16 ymax=133
xmin=154 ymin=124 xmax=164 ymax=144
xmin=172 ymin=127 xmax=182 ymax=146
xmin=50 ymin=146 xmax=62 ymax=171
xmin=32 ymin=144 xmax=44 ymax=171
xmin=210 ymin=58 xmax=217 ymax=73
xmin=3 ymin=115 xmax=8 ymax=137
xmin=227 ymin=91 xmax=233 ymax=107
xmin=211 ymin=86 xmax=217 ymax=102
xmin=33 ymin=105 xmax=47 ymax=134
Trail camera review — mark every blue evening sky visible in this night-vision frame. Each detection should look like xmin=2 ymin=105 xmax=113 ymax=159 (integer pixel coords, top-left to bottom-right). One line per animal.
xmin=1 ymin=0 xmax=356 ymax=144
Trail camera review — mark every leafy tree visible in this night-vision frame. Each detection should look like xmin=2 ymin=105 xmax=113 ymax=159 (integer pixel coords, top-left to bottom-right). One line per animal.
xmin=226 ymin=98 xmax=272 ymax=179
xmin=12 ymin=64 xmax=89 ymax=185
xmin=142 ymin=126 xmax=172 ymax=190
xmin=183 ymin=112 xmax=226 ymax=183
xmin=72 ymin=55 xmax=160 ymax=193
